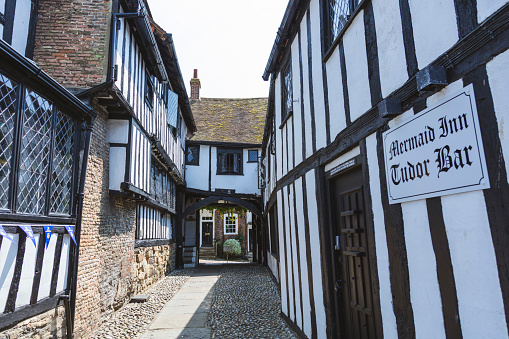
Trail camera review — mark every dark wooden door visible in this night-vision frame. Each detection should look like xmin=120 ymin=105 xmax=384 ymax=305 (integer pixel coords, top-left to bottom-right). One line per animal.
xmin=202 ymin=222 xmax=213 ymax=247
xmin=330 ymin=167 xmax=377 ymax=339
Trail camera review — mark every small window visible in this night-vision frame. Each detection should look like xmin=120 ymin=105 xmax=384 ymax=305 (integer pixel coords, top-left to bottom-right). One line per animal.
xmin=281 ymin=59 xmax=292 ymax=122
xmin=224 ymin=214 xmax=238 ymax=235
xmin=248 ymin=150 xmax=258 ymax=162
xmin=325 ymin=0 xmax=359 ymax=49
xmin=145 ymin=74 xmax=154 ymax=109
xmin=186 ymin=145 xmax=200 ymax=166
xmin=217 ymin=149 xmax=243 ymax=175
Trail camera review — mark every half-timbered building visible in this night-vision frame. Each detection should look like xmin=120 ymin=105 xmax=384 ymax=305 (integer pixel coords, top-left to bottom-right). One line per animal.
xmin=0 ymin=0 xmax=96 ymax=336
xmin=1 ymin=0 xmax=195 ymax=337
xmin=183 ymin=72 xmax=267 ymax=265
xmin=261 ymin=0 xmax=509 ymax=338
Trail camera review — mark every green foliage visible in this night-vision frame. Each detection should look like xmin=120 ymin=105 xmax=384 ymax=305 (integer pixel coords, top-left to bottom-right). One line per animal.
xmin=235 ymin=234 xmax=245 ymax=243
xmin=223 ymin=239 xmax=241 ymax=256
xmin=200 ymin=206 xmax=247 ymax=221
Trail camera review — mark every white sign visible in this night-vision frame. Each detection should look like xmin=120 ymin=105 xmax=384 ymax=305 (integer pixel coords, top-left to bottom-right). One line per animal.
xmin=383 ymin=84 xmax=489 ymax=204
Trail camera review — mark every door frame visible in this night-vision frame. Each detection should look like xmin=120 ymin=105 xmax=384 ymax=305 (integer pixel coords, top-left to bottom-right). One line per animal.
xmin=199 ymin=213 xmax=215 ymax=247
xmin=319 ymin=145 xmax=383 ymax=338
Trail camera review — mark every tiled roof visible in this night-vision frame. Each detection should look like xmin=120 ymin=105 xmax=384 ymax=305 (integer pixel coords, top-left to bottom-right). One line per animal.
xmin=189 ymin=98 xmax=268 ymax=144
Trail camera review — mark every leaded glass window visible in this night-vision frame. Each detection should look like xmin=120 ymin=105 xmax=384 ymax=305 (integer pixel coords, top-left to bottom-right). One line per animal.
xmin=150 ymin=159 xmax=177 ymax=209
xmin=186 ymin=145 xmax=199 ymax=165
xmin=248 ymin=150 xmax=258 ymax=162
xmin=281 ymin=60 xmax=292 ymax=122
xmin=328 ymin=0 xmax=350 ymax=46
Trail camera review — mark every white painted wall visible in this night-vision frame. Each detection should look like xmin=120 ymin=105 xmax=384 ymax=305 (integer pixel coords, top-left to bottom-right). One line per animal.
xmin=288 ymin=185 xmax=302 ymax=327
xmin=16 ymin=234 xmax=40 ymax=308
xmin=212 ymin=148 xmax=261 ymax=195
xmin=107 ymin=120 xmax=129 ymax=144
xmin=0 ymin=234 xmax=19 ymax=311
xmin=291 ymin=40 xmax=304 ymax=166
xmin=284 ymin=185 xmax=295 ymax=322
xmin=109 ymin=147 xmax=126 ymax=190
xmin=277 ymin=189 xmax=289 ymax=315
xmin=11 ymin=0 xmax=31 ymax=56
xmin=487 ymin=49 xmax=509 ymax=182
xmin=324 ymin=146 xmax=360 ymax=172
xmin=56 ymin=235 xmax=70 ymax=293
xmin=325 ymin=47 xmax=347 ymax=141
xmin=267 ymin=252 xmax=279 ymax=282
xmin=477 ymin=0 xmax=508 ymax=23
xmin=186 ymin=145 xmax=210 ymax=191
xmin=275 ymin=75 xmax=284 ymax=181
xmin=372 ymin=0 xmax=408 ymax=97
xmin=300 ymin=15 xmax=314 ymax=159
xmin=342 ymin=10 xmax=372 ymax=122
xmin=409 ymin=0 xmax=458 ymax=69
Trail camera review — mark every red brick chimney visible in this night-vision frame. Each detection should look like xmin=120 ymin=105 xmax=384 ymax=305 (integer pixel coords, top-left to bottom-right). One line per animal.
xmin=190 ymin=69 xmax=201 ymax=100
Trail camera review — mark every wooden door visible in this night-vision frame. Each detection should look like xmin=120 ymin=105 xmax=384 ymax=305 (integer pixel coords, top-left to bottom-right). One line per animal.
xmin=330 ymin=166 xmax=377 ymax=339
xmin=202 ymin=222 xmax=213 ymax=247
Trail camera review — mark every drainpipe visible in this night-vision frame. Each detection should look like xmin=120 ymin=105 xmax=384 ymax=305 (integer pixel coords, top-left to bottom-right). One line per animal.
xmin=65 ymin=118 xmax=94 ymax=339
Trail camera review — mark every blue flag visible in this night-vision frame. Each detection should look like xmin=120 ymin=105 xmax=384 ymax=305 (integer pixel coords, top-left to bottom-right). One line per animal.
xmin=0 ymin=225 xmax=13 ymax=241
xmin=65 ymin=225 xmax=77 ymax=245
xmin=43 ymin=225 xmax=53 ymax=248
xmin=20 ymin=225 xmax=36 ymax=247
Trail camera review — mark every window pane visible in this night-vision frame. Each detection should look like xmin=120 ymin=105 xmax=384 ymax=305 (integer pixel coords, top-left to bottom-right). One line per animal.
xmin=328 ymin=0 xmax=350 ymax=45
xmin=17 ymin=89 xmax=53 ymax=214
xmin=282 ymin=61 xmax=293 ymax=120
xmin=0 ymin=73 xmax=18 ymax=210
xmin=248 ymin=150 xmax=258 ymax=162
xmin=50 ymin=110 xmax=75 ymax=215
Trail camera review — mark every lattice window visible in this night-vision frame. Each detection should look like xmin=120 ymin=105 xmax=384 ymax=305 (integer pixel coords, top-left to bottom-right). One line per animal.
xmin=17 ymin=89 xmax=53 ymax=214
xmin=326 ymin=0 xmax=359 ymax=48
xmin=50 ymin=111 xmax=75 ymax=214
xmin=224 ymin=214 xmax=238 ymax=234
xmin=186 ymin=145 xmax=199 ymax=165
xmin=136 ymin=204 xmax=172 ymax=240
xmin=281 ymin=60 xmax=293 ymax=122
xmin=0 ymin=74 xmax=18 ymax=210
xmin=150 ymin=159 xmax=177 ymax=210
xmin=248 ymin=150 xmax=258 ymax=162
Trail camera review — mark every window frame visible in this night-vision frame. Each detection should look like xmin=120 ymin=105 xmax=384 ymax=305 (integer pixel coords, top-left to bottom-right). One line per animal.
xmin=186 ymin=145 xmax=200 ymax=166
xmin=247 ymin=149 xmax=258 ymax=163
xmin=145 ymin=73 xmax=154 ymax=110
xmin=223 ymin=213 xmax=239 ymax=235
xmin=217 ymin=148 xmax=243 ymax=175
xmin=280 ymin=57 xmax=293 ymax=124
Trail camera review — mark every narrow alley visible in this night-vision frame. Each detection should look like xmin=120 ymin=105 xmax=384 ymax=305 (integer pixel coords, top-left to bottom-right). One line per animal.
xmin=89 ymin=264 xmax=297 ymax=339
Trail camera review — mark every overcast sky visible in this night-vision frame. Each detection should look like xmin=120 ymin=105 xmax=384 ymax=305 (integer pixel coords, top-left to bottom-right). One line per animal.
xmin=148 ymin=0 xmax=288 ymax=99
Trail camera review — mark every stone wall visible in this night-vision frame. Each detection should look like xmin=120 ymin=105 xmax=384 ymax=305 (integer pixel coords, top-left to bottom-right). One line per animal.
xmin=133 ymin=243 xmax=176 ymax=294
xmin=0 ymin=307 xmax=66 ymax=339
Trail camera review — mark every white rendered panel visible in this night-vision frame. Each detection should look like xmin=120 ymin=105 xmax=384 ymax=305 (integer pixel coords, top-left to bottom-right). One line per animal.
xmin=267 ymin=252 xmax=279 ymax=282
xmin=186 ymin=145 xmax=210 ymax=191
xmin=295 ymin=177 xmax=312 ymax=337
xmin=301 ymin=16 xmax=314 ymax=159
xmin=275 ymin=76 xmax=283 ymax=181
xmin=402 ymin=200 xmax=446 ymax=339
xmin=288 ymin=116 xmax=294 ymax=172
xmin=292 ymin=40 xmax=303 ymax=166
xmin=16 ymin=234 xmax=40 ymax=308
xmin=56 ymin=235 xmax=70 ymax=293
xmin=310 ymin=0 xmax=327 ymax=150
xmin=38 ymin=234 xmax=58 ymax=300
xmin=372 ymin=0 xmax=408 ymax=97
xmin=366 ymin=133 xmax=398 ymax=337
xmin=11 ymin=0 xmax=31 ymax=56
xmin=326 ymin=47 xmax=347 ymax=140
xmin=282 ymin=123 xmax=288 ymax=176
xmin=324 ymin=146 xmax=360 ymax=172
xmin=277 ymin=189 xmax=289 ymax=316
xmin=343 ymin=10 xmax=372 ymax=122
xmin=107 ymin=120 xmax=129 ymax=144
xmin=442 ymin=191 xmax=508 ymax=339
xmin=409 ymin=0 xmax=458 ymax=69
xmin=109 ymin=147 xmax=126 ymax=190
xmin=305 ymin=170 xmax=327 ymax=339
xmin=0 ymin=234 xmax=19 ymax=311
xmin=289 ymin=184 xmax=302 ymax=327
xmin=487 ymin=50 xmax=509 ymax=182
xmin=477 ymin=0 xmax=508 ymax=23
xmin=284 ymin=186 xmax=295 ymax=321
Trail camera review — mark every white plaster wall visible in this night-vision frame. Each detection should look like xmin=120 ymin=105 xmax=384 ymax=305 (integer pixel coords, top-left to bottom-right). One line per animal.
xmin=275 ymin=76 xmax=284 ymax=181
xmin=310 ymin=0 xmax=327 ymax=150
xmin=324 ymin=146 xmax=360 ymax=172
xmin=282 ymin=123 xmax=288 ymax=176
xmin=56 ymin=235 xmax=70 ymax=292
xmin=267 ymin=252 xmax=279 ymax=282
xmin=284 ymin=186 xmax=295 ymax=322
xmin=211 ymin=148 xmax=260 ymax=195
xmin=366 ymin=133 xmax=398 ymax=338
xmin=292 ymin=40 xmax=304 ymax=166
xmin=342 ymin=10 xmax=372 ymax=122
xmin=301 ymin=16 xmax=314 ymax=159
xmin=0 ymin=0 xmax=5 ymax=38
xmin=487 ymin=49 xmax=509 ymax=182
xmin=295 ymin=177 xmax=312 ymax=337
xmin=305 ymin=170 xmax=327 ymax=339
xmin=277 ymin=189 xmax=289 ymax=316
xmin=401 ymin=200 xmax=446 ymax=339
xmin=409 ymin=0 xmax=458 ymax=69
xmin=441 ymin=191 xmax=508 ymax=339
xmin=11 ymin=0 xmax=31 ymax=56
xmin=186 ymin=145 xmax=210 ymax=192
xmin=109 ymin=147 xmax=126 ymax=190
xmin=107 ymin=120 xmax=129 ymax=144
xmin=288 ymin=184 xmax=302 ymax=327
xmin=0 ymin=233 xmax=18 ymax=311
xmin=325 ymin=47 xmax=347 ymax=141
xmin=16 ymin=233 xmax=40 ymax=307
xmin=477 ymin=0 xmax=508 ymax=23
xmin=372 ymin=0 xmax=408 ymax=97
xmin=288 ymin=116 xmax=294 ymax=172
xmin=38 ymin=235 xmax=58 ymax=300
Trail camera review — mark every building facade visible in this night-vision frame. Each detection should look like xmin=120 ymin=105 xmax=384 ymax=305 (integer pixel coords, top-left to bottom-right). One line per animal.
xmin=261 ymin=0 xmax=509 ymax=338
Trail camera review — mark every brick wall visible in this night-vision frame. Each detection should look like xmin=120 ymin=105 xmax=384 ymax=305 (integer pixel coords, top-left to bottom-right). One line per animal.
xmin=33 ymin=0 xmax=111 ymax=88
xmin=214 ymin=209 xmax=247 ymax=253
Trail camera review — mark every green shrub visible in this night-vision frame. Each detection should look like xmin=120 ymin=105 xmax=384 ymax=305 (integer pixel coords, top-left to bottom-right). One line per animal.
xmin=223 ymin=239 xmax=241 ymax=256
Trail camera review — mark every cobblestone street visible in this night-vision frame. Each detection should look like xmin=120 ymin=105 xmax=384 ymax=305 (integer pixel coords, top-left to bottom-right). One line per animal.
xmin=88 ymin=264 xmax=296 ymax=339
